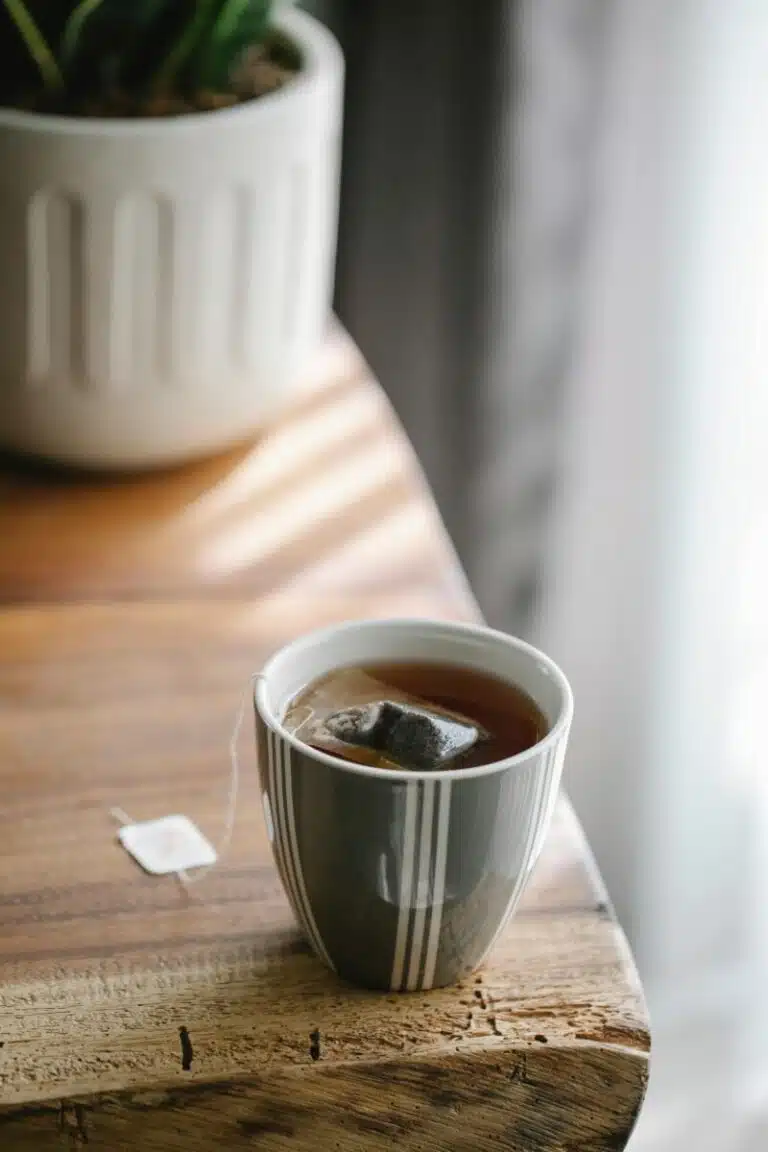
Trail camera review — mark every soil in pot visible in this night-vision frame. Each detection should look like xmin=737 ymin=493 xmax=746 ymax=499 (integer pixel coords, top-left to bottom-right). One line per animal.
xmin=0 ymin=22 xmax=300 ymax=119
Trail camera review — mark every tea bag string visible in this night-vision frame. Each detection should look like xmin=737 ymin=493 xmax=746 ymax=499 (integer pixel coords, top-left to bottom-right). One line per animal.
xmin=109 ymin=678 xmax=252 ymax=886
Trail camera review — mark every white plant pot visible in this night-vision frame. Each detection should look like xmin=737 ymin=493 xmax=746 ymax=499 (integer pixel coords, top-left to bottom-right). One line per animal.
xmin=0 ymin=10 xmax=343 ymax=468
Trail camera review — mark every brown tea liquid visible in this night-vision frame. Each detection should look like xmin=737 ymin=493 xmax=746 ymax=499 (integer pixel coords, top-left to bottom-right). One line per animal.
xmin=284 ymin=660 xmax=549 ymax=771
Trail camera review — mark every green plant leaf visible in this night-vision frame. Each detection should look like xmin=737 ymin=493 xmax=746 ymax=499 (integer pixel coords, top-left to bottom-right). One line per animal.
xmin=60 ymin=0 xmax=107 ymax=69
xmin=58 ymin=0 xmax=188 ymax=96
xmin=3 ymin=0 xmax=63 ymax=90
xmin=198 ymin=0 xmax=272 ymax=90
xmin=153 ymin=0 xmax=223 ymax=92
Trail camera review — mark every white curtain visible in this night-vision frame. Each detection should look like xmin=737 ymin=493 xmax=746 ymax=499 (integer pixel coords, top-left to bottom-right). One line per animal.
xmin=537 ymin=1 xmax=768 ymax=1148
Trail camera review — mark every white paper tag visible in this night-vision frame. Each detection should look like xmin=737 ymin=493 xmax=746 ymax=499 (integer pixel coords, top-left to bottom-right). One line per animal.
xmin=118 ymin=815 xmax=217 ymax=876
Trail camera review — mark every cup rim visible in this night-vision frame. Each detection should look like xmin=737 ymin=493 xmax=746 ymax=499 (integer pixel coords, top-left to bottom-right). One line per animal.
xmin=254 ymin=617 xmax=573 ymax=782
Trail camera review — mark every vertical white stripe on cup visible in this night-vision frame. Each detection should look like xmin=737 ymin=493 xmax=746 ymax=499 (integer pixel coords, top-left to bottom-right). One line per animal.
xmin=266 ymin=728 xmax=283 ymax=874
xmin=273 ymin=731 xmax=323 ymax=962
xmin=282 ymin=740 xmax=335 ymax=971
xmin=273 ymin=733 xmax=312 ymax=950
xmin=421 ymin=778 xmax=452 ymax=990
xmin=268 ymin=727 xmax=302 ymax=924
xmin=390 ymin=780 xmax=420 ymax=991
xmin=406 ymin=779 xmax=436 ymax=991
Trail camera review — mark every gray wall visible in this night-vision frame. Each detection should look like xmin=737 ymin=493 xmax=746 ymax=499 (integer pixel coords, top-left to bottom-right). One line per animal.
xmin=298 ymin=1 xmax=610 ymax=637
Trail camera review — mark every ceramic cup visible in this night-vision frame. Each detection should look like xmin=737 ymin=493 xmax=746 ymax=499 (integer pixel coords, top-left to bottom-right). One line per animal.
xmin=254 ymin=618 xmax=573 ymax=991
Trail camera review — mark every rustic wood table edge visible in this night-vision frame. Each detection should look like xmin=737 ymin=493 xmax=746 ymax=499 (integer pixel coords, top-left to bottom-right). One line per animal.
xmin=0 ymin=330 xmax=650 ymax=1151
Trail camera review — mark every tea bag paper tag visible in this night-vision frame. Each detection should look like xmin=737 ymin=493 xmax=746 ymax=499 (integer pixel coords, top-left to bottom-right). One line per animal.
xmin=118 ymin=815 xmax=217 ymax=876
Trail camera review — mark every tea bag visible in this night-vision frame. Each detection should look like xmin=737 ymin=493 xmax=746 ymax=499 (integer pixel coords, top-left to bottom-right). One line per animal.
xmin=284 ymin=668 xmax=489 ymax=771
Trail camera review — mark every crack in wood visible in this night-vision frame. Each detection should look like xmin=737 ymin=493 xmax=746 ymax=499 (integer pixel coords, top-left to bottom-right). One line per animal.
xmin=58 ymin=1101 xmax=89 ymax=1145
xmin=179 ymin=1026 xmax=194 ymax=1071
xmin=487 ymin=1015 xmax=503 ymax=1036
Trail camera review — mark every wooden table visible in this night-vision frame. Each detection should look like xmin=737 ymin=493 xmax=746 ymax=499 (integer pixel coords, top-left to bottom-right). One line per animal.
xmin=0 ymin=332 xmax=649 ymax=1150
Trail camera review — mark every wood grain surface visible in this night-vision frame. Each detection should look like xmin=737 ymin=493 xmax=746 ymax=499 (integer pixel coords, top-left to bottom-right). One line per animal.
xmin=0 ymin=332 xmax=649 ymax=1150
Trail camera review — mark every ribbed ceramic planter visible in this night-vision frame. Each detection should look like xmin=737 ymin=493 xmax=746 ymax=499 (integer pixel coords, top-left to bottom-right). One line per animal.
xmin=0 ymin=10 xmax=343 ymax=468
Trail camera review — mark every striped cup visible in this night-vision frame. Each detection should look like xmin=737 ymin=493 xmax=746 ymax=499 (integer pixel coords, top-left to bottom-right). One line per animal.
xmin=254 ymin=618 xmax=572 ymax=991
